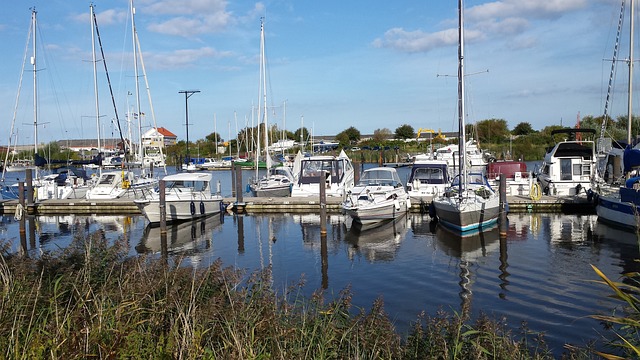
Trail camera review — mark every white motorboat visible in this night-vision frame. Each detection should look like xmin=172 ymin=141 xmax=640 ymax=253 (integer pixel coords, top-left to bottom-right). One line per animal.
xmin=199 ymin=158 xmax=231 ymax=170
xmin=251 ymin=166 xmax=295 ymax=197
xmin=485 ymin=160 xmax=532 ymax=197
xmin=135 ymin=172 xmax=223 ymax=224
xmin=85 ymin=170 xmax=157 ymax=199
xmin=37 ymin=167 xmax=94 ymax=200
xmin=342 ymin=167 xmax=410 ymax=226
xmin=431 ymin=0 xmax=500 ymax=233
xmin=536 ymin=128 xmax=596 ymax=196
xmin=434 ymin=139 xmax=490 ymax=173
xmin=406 ymin=159 xmax=451 ymax=203
xmin=291 ymin=150 xmax=354 ymax=198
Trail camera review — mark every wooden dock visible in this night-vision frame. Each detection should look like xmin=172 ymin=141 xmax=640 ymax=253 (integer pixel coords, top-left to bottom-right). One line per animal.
xmin=0 ymin=194 xmax=595 ymax=216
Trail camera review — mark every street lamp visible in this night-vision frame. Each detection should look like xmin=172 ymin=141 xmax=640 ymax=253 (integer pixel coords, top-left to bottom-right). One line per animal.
xmin=178 ymin=90 xmax=200 ymax=165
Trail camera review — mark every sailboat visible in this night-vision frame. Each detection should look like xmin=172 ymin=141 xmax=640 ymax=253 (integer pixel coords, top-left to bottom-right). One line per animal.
xmin=595 ymin=0 xmax=640 ymax=230
xmin=430 ymin=0 xmax=500 ymax=233
xmin=249 ymin=19 xmax=294 ymax=197
xmin=85 ymin=0 xmax=158 ymax=200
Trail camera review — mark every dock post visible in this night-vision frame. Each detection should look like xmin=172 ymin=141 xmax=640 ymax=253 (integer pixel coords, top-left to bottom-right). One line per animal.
xmin=26 ymin=168 xmax=33 ymax=210
xmin=18 ymin=180 xmax=26 ymax=255
xmin=319 ymin=174 xmax=327 ymax=235
xmin=354 ymin=161 xmax=360 ymax=184
xmin=235 ymin=165 xmax=243 ymax=204
xmin=499 ymin=175 xmax=507 ymax=238
xmin=231 ymin=164 xmax=236 ymax=197
xmin=159 ymin=180 xmax=167 ymax=233
xmin=18 ymin=181 xmax=25 ymax=208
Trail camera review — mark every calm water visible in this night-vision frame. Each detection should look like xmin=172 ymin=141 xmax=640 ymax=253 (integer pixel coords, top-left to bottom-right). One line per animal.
xmin=0 ymin=211 xmax=637 ymax=356
xmin=0 ymin=161 xmax=632 ymax=356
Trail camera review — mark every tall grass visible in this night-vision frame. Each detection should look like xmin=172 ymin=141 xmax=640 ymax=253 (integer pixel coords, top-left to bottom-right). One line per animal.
xmin=0 ymin=229 xmax=581 ymax=359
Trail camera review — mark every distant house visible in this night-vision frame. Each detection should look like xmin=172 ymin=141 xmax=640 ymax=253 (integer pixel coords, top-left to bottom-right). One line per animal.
xmin=142 ymin=127 xmax=177 ymax=147
xmin=58 ymin=138 xmax=123 ymax=153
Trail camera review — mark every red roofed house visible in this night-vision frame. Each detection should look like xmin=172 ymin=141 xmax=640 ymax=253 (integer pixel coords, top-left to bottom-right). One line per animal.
xmin=142 ymin=127 xmax=177 ymax=147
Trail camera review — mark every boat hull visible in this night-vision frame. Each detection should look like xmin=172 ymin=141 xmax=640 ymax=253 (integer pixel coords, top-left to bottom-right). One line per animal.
xmin=252 ymin=184 xmax=291 ymax=197
xmin=136 ymin=198 xmax=223 ymax=224
xmin=433 ymin=194 xmax=500 ymax=232
xmin=344 ymin=198 xmax=409 ymax=225
xmin=596 ymin=190 xmax=640 ymax=231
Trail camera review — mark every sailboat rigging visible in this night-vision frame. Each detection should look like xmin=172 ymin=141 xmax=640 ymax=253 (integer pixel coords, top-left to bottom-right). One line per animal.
xmin=594 ymin=0 xmax=640 ymax=230
xmin=430 ymin=0 xmax=500 ymax=233
xmin=250 ymin=18 xmax=295 ymax=197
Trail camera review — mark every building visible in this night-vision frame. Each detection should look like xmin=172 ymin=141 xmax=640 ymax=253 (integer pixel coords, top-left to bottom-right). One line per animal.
xmin=142 ymin=127 xmax=177 ymax=147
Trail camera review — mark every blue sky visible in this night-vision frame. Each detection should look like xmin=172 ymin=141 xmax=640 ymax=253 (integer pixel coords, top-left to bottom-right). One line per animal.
xmin=0 ymin=0 xmax=631 ymax=145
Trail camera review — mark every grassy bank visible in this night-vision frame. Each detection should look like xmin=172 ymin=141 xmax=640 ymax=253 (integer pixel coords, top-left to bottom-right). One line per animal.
xmin=0 ymin=230 xmax=594 ymax=359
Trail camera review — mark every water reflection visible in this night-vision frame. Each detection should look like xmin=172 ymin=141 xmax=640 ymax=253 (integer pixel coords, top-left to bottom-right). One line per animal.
xmin=136 ymin=214 xmax=223 ymax=260
xmin=1 ymin=211 xmax=639 ymax=355
xmin=344 ymin=214 xmax=409 ymax=262
xmin=12 ymin=214 xmax=142 ymax=256
xmin=435 ymin=224 xmax=501 ymax=316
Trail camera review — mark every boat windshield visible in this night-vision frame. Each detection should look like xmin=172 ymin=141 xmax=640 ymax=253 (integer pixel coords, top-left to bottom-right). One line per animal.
xmin=357 ymin=169 xmax=400 ymax=187
xmin=411 ymin=167 xmax=446 ymax=184
xmin=98 ymin=174 xmax=116 ymax=185
xmin=168 ymin=180 xmax=208 ymax=192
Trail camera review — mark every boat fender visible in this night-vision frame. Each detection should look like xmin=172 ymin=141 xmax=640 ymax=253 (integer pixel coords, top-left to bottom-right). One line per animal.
xmin=428 ymin=202 xmax=437 ymax=218
xmin=190 ymin=201 xmax=196 ymax=216
xmin=586 ymin=189 xmax=594 ymax=203
xmin=394 ymin=199 xmax=400 ymax=211
xmin=200 ymin=201 xmax=206 ymax=215
xmin=219 ymin=201 xmax=226 ymax=212
xmin=575 ymin=184 xmax=582 ymax=195
xmin=406 ymin=198 xmax=411 ymax=211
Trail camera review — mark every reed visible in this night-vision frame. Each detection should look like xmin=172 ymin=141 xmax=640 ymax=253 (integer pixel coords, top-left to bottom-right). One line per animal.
xmin=0 ymin=229 xmax=571 ymax=359
xmin=590 ymin=264 xmax=640 ymax=359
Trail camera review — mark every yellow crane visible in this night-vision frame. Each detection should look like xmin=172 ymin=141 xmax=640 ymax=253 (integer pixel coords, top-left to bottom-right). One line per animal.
xmin=416 ymin=128 xmax=446 ymax=141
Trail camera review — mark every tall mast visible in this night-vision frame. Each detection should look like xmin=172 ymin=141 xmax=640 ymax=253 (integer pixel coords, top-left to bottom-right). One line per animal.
xmin=31 ymin=8 xmax=38 ymax=158
xmin=90 ymin=4 xmax=101 ymax=164
xmin=628 ymin=0 xmax=635 ymax=145
xmin=131 ymin=0 xmax=143 ymax=163
xmin=457 ymin=0 xmax=467 ymax=196
xmin=260 ymin=18 xmax=270 ymax=170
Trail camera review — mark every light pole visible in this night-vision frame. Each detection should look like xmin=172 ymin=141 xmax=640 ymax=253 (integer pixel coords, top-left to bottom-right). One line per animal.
xmin=179 ymin=90 xmax=200 ymax=165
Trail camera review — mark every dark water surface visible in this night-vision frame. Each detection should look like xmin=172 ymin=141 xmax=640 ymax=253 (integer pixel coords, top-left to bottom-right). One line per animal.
xmin=1 ymin=210 xmax=637 ymax=356
xmin=1 ymin=161 xmax=632 ymax=355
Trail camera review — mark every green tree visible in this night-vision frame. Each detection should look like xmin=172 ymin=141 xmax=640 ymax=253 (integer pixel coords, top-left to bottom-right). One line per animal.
xmin=394 ymin=124 xmax=415 ymax=139
xmin=511 ymin=122 xmax=535 ymax=136
xmin=294 ymin=127 xmax=310 ymax=145
xmin=473 ymin=118 xmax=509 ymax=143
xmin=205 ymin=132 xmax=222 ymax=144
xmin=343 ymin=126 xmax=361 ymax=143
xmin=372 ymin=128 xmax=392 ymax=142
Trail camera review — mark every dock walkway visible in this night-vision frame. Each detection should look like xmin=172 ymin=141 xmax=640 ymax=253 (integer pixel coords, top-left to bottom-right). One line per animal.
xmin=0 ymin=195 xmax=595 ymax=216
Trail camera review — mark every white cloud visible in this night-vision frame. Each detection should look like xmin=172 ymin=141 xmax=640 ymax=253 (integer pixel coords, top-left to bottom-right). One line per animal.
xmin=373 ymin=27 xmax=484 ymax=53
xmin=376 ymin=0 xmax=587 ymax=54
xmin=466 ymin=0 xmax=588 ymax=21
xmin=140 ymin=0 xmax=233 ymax=36
xmin=70 ymin=8 xmax=128 ymax=26
xmin=144 ymin=46 xmax=232 ymax=69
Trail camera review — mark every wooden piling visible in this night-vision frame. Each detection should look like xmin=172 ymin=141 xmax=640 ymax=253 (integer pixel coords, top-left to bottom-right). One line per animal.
xmin=26 ymin=169 xmax=33 ymax=207
xmin=499 ymin=175 xmax=507 ymax=238
xmin=319 ymin=174 xmax=327 ymax=235
xmin=235 ymin=164 xmax=244 ymax=205
xmin=159 ymin=180 xmax=167 ymax=233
